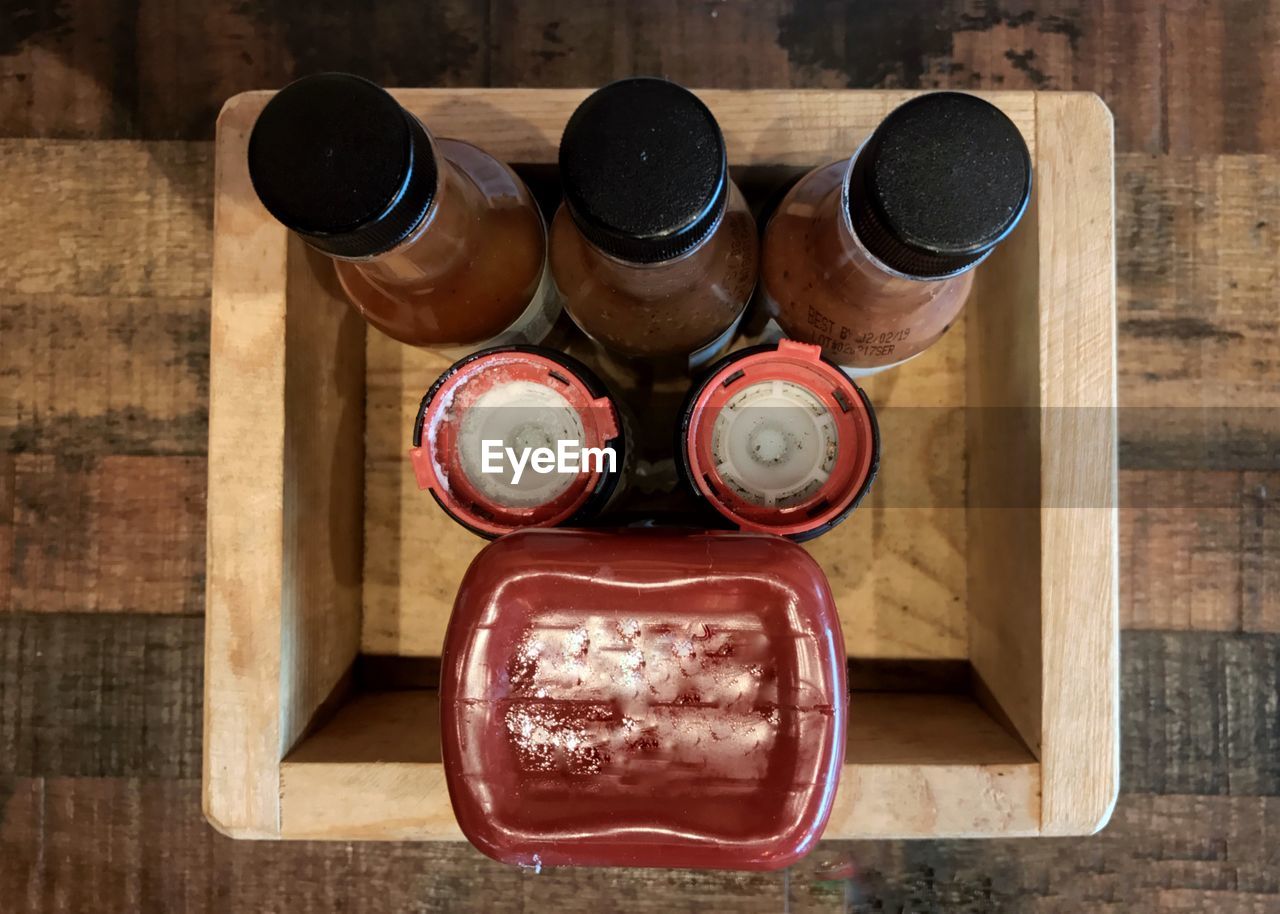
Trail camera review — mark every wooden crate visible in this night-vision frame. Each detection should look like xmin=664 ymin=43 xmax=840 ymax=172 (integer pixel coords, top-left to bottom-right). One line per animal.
xmin=205 ymin=88 xmax=1118 ymax=841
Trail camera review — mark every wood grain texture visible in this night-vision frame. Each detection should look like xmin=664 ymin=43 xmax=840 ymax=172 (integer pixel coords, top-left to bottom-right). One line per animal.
xmin=0 ymin=454 xmax=12 ymax=611
xmin=9 ymin=1 xmax=1275 ymax=157
xmin=0 ymin=0 xmax=488 ymax=140
xmin=1121 ymin=469 xmax=1280 ymax=632
xmin=0 ymin=140 xmax=211 ymax=298
xmin=0 ymin=140 xmax=211 ymax=459
xmin=202 ymin=95 xmax=291 ymax=838
xmin=965 ymin=159 xmax=1044 ymax=759
xmin=278 ymin=235 xmax=365 ymax=782
xmin=0 ymin=614 xmax=202 ymax=778
xmin=1034 ymin=92 xmax=1119 ymax=835
xmin=0 ymin=292 xmax=210 ymax=457
xmin=8 ymin=455 xmax=204 ymax=614
xmin=1 ymin=0 xmax=1276 ymax=905
xmin=4 ymin=781 xmax=1278 ymax=913
xmin=1122 ymin=631 xmax=1280 ymax=797
xmin=1117 ymin=153 xmax=1280 ymax=472
xmin=205 ymin=95 xmax=369 ymax=839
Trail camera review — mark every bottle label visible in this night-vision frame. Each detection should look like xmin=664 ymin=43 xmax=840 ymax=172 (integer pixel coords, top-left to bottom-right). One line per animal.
xmin=756 ymin=289 xmax=927 ymax=377
xmin=434 ymin=262 xmax=563 ymax=361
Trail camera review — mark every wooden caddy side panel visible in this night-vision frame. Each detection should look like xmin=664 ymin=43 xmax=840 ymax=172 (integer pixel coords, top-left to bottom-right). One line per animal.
xmin=206 ymin=92 xmax=366 ymax=838
xmin=205 ymin=93 xmax=289 ymax=838
xmin=1035 ymin=93 xmax=1120 ymax=836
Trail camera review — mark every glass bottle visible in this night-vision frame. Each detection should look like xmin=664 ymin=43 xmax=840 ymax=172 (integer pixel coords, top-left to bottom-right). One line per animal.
xmin=761 ymin=92 xmax=1032 ymax=375
xmin=550 ymin=78 xmax=758 ymax=370
xmin=248 ymin=73 xmax=557 ymax=350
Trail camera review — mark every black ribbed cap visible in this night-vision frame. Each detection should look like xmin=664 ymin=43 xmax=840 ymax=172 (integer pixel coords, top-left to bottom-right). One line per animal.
xmin=559 ymin=78 xmax=729 ymax=264
xmin=847 ymin=92 xmax=1032 ymax=278
xmin=247 ymin=73 xmax=438 ymax=259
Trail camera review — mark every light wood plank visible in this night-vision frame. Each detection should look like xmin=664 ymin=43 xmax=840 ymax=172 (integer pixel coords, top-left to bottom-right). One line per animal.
xmin=1035 ymin=92 xmax=1120 ymax=835
xmin=205 ymin=96 xmax=367 ymax=837
xmin=204 ymin=94 xmax=291 ymax=838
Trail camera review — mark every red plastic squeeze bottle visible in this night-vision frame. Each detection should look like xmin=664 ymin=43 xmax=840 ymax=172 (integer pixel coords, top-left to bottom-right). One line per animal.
xmin=441 ymin=529 xmax=847 ymax=870
xmin=410 ymin=347 xmax=625 ymax=538
xmin=760 ymin=92 xmax=1032 ymax=375
xmin=248 ymin=73 xmax=558 ymax=351
xmin=680 ymin=340 xmax=879 ymax=541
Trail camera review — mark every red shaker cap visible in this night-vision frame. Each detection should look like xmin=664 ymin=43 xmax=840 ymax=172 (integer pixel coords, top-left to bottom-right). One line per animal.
xmin=410 ymin=347 xmax=622 ymax=538
xmin=682 ymin=339 xmax=878 ymax=541
xmin=441 ymin=529 xmax=847 ymax=871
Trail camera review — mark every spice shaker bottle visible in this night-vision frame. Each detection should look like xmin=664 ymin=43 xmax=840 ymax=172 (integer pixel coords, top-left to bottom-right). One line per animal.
xmin=410 ymin=347 xmax=626 ymax=538
xmin=680 ymin=339 xmax=878 ymax=541
xmin=248 ymin=73 xmax=559 ymax=351
xmin=550 ymin=78 xmax=758 ymax=371
xmin=760 ymin=92 xmax=1032 ymax=375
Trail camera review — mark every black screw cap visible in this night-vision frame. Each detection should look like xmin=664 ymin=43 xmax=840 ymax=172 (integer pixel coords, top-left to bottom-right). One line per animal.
xmin=848 ymin=92 xmax=1032 ymax=278
xmin=247 ymin=73 xmax=438 ymax=259
xmin=559 ymin=77 xmax=729 ymax=264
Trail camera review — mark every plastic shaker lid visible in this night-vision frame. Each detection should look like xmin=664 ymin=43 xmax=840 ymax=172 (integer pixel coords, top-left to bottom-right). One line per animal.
xmin=411 ymin=347 xmax=623 ymax=538
xmin=681 ymin=339 xmax=878 ymax=541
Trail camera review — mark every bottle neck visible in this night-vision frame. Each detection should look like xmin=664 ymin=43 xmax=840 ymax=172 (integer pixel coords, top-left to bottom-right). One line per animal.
xmin=345 ymin=148 xmax=483 ymax=284
xmin=838 ymin=146 xmax=991 ymax=283
xmin=812 ymin=164 xmax=926 ymax=298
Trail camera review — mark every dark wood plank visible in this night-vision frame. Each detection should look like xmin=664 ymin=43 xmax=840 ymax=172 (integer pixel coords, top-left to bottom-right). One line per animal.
xmin=8 ymin=455 xmax=205 ymax=614
xmin=0 ymin=454 xmax=12 ymax=611
xmin=0 ymin=294 xmax=209 ymax=457
xmin=1116 ymin=152 xmax=1280 ymax=472
xmin=0 ymin=141 xmax=210 ymax=458
xmin=0 ymin=778 xmax=785 ymax=914
xmin=0 ymin=614 xmax=202 ymax=778
xmin=3 ymin=780 xmax=1278 ymax=913
xmin=814 ymin=794 xmax=1280 ymax=913
xmin=4 ymin=1 xmax=1278 ymax=155
xmin=1122 ymin=631 xmax=1280 ymax=796
xmin=1121 ymin=470 xmax=1280 ymax=632
xmin=0 ymin=140 xmax=211 ymax=297
xmin=0 ymin=0 xmax=488 ymax=140
xmin=488 ymin=0 xmax=799 ymax=88
xmin=1241 ymin=471 xmax=1280 ymax=634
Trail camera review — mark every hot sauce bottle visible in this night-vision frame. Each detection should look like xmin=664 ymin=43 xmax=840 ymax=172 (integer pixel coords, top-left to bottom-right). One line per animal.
xmin=550 ymin=78 xmax=758 ymax=371
xmin=760 ymin=92 xmax=1032 ymax=375
xmin=248 ymin=73 xmax=558 ymax=351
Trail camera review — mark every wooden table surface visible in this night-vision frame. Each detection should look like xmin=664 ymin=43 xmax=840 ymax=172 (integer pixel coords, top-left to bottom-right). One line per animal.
xmin=0 ymin=2 xmax=1276 ymax=911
